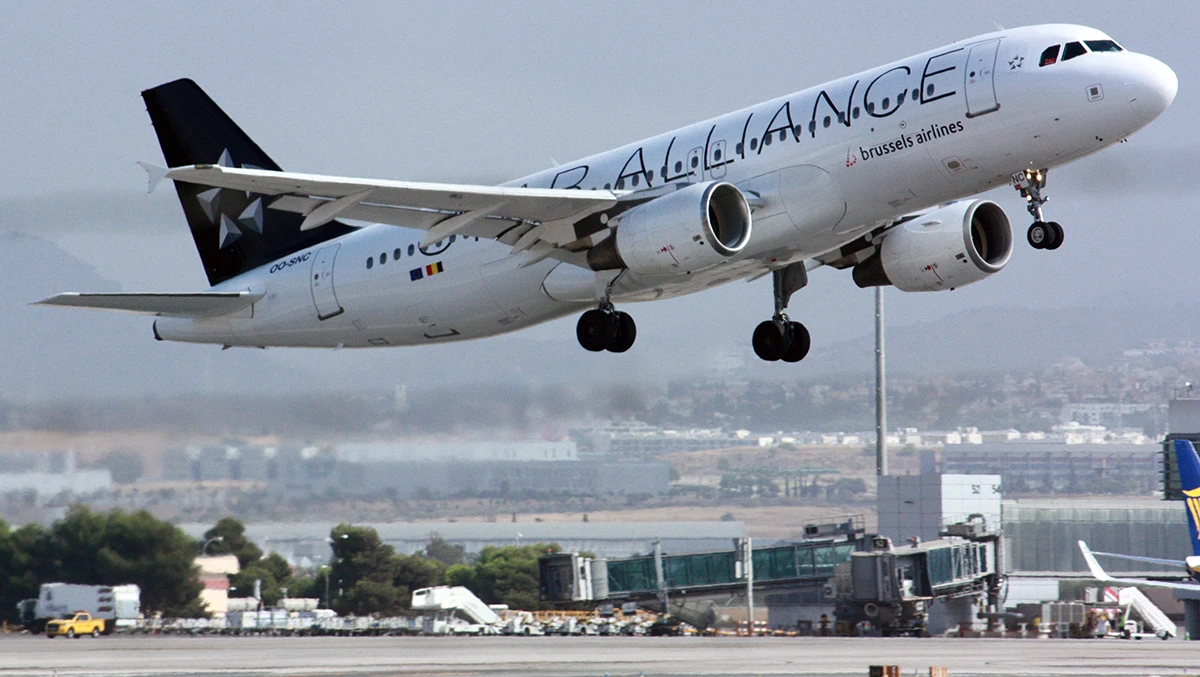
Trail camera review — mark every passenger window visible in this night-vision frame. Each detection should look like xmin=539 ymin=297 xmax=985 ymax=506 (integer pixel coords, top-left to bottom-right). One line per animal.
xmin=690 ymin=156 xmax=699 ymax=167
xmin=748 ymin=139 xmax=757 ymax=151
xmin=1062 ymin=42 xmax=1087 ymax=61
xmin=380 ymin=252 xmax=387 ymax=264
xmin=1040 ymin=45 xmax=1060 ymax=67
xmin=675 ymin=160 xmax=684 ymax=172
xmin=394 ymin=248 xmax=401 ymax=260
xmin=408 ymin=244 xmax=415 ymax=256
xmin=366 ymin=257 xmax=373 ymax=269
xmin=647 ymin=169 xmax=655 ymax=180
xmin=631 ymin=174 xmax=639 ymax=187
xmin=1085 ymin=40 xmax=1122 ymax=53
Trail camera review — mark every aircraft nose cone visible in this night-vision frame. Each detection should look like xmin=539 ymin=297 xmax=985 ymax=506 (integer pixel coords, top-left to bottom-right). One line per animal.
xmin=1128 ymin=55 xmax=1178 ymax=121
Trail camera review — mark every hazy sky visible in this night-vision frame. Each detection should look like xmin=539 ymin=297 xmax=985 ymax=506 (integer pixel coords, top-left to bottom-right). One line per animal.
xmin=2 ymin=1 xmax=1197 ymax=395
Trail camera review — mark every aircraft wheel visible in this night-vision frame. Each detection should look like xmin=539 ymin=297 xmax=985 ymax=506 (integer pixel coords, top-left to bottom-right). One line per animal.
xmin=576 ymin=309 xmax=616 ymax=352
xmin=1044 ymin=221 xmax=1064 ymax=250
xmin=752 ymin=320 xmax=788 ymax=361
xmin=1027 ymin=221 xmax=1049 ymax=249
xmin=781 ymin=322 xmax=811 ymax=363
xmin=607 ymin=312 xmax=637 ymax=353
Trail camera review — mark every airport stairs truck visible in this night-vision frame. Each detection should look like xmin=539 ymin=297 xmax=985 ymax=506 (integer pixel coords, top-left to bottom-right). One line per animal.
xmin=17 ymin=583 xmax=141 ymax=634
xmin=410 ymin=586 xmax=502 ymax=635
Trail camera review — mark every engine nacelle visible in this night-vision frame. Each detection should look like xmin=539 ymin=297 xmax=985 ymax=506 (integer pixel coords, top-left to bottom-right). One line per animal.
xmin=595 ymin=181 xmax=751 ymax=275
xmin=852 ymin=200 xmax=1012 ymax=292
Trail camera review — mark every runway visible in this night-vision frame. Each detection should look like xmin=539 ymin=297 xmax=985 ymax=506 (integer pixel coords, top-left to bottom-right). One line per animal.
xmin=0 ymin=635 xmax=1193 ymax=677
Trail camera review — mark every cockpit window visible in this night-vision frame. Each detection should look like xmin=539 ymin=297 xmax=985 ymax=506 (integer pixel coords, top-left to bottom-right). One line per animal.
xmin=1085 ymin=40 xmax=1123 ymax=53
xmin=1062 ymin=41 xmax=1088 ymax=61
xmin=1039 ymin=45 xmax=1061 ymax=67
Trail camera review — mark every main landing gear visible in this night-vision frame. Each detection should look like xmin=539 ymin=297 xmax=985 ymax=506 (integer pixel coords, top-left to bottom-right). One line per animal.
xmin=1012 ymin=168 xmax=1063 ymax=250
xmin=752 ymin=264 xmax=811 ymax=363
xmin=576 ymin=304 xmax=636 ymax=353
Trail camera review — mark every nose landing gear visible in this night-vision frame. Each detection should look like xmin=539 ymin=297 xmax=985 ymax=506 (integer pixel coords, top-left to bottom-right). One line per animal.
xmin=1012 ymin=168 xmax=1063 ymax=250
xmin=752 ymin=263 xmax=811 ymax=363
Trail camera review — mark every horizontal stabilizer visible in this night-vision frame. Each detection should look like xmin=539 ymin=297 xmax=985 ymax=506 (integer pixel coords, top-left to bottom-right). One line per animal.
xmin=34 ymin=291 xmax=262 ymax=318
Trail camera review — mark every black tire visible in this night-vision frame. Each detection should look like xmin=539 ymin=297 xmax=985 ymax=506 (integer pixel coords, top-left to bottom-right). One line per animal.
xmin=781 ymin=322 xmax=811 ymax=363
xmin=752 ymin=321 xmax=788 ymax=361
xmin=1027 ymin=221 xmax=1048 ymax=249
xmin=91 ymin=628 xmax=100 ymax=638
xmin=67 ymin=629 xmax=75 ymax=639
xmin=607 ymin=312 xmax=636 ymax=353
xmin=576 ymin=309 xmax=615 ymax=352
xmin=1045 ymin=221 xmax=1064 ymax=250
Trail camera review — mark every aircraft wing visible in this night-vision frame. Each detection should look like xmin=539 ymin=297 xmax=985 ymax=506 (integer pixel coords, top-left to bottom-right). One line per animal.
xmin=1078 ymin=540 xmax=1199 ymax=591
xmin=34 ymin=291 xmax=262 ymax=318
xmin=1089 ymin=550 xmax=1187 ymax=568
xmin=164 ymin=164 xmax=624 ymax=266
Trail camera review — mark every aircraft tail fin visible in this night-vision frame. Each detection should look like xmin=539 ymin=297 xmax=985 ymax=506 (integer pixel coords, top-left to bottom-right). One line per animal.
xmin=1174 ymin=439 xmax=1200 ymax=558
xmin=141 ymin=79 xmax=353 ymax=286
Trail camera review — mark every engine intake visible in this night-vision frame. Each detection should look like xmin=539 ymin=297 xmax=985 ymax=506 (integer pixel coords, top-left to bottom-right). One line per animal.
xmin=853 ymin=200 xmax=1012 ymax=292
xmin=590 ymin=181 xmax=752 ymax=275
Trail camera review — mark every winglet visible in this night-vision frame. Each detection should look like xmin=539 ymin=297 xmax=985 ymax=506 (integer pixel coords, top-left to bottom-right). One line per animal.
xmin=137 ymin=161 xmax=169 ymax=194
xmin=1079 ymin=540 xmax=1114 ymax=582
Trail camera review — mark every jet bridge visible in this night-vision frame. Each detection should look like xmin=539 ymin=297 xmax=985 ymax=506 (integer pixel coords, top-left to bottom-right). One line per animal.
xmin=540 ymin=521 xmax=1001 ymax=635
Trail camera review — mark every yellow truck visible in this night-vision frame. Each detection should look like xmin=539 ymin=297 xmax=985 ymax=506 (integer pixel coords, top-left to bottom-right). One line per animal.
xmin=45 ymin=611 xmax=106 ymax=638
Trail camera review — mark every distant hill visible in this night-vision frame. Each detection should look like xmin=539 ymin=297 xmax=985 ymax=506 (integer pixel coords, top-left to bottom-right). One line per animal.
xmin=805 ymin=304 xmax=1200 ymax=376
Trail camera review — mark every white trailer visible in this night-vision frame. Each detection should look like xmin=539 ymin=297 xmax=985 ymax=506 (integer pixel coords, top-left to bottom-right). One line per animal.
xmin=21 ymin=583 xmax=140 ymax=632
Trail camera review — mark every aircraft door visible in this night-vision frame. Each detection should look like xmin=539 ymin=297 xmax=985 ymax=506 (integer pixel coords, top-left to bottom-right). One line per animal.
xmin=687 ymin=147 xmax=704 ymax=182
xmin=310 ymin=244 xmax=344 ymax=320
xmin=965 ymin=39 xmax=1001 ymax=118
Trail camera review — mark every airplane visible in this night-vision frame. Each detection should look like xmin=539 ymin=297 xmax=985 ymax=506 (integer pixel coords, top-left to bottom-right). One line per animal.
xmin=1078 ymin=439 xmax=1200 ymax=590
xmin=36 ymin=24 xmax=1177 ymax=363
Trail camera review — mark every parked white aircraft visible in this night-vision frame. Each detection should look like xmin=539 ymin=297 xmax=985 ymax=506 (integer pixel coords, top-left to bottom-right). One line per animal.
xmin=38 ymin=24 xmax=1176 ymax=362
xmin=1078 ymin=440 xmax=1200 ymax=591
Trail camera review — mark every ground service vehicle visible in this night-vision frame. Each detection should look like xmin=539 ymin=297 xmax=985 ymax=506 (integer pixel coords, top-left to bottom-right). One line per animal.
xmin=45 ymin=611 xmax=105 ymax=638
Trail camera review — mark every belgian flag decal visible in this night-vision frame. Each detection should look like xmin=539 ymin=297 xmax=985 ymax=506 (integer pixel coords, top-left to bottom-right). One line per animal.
xmin=410 ymin=261 xmax=444 ymax=281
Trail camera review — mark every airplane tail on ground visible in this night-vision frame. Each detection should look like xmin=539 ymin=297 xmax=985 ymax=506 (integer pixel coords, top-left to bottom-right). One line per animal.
xmin=141 ymin=79 xmax=354 ymax=286
xmin=1174 ymin=439 xmax=1200 ymax=559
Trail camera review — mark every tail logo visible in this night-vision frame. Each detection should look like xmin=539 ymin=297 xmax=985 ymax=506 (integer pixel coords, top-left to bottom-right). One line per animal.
xmin=1185 ymin=487 xmax=1200 ymax=541
xmin=195 ymin=149 xmax=267 ymax=249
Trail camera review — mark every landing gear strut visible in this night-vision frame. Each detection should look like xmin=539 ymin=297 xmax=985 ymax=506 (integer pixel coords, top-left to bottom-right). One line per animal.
xmin=1012 ymin=168 xmax=1063 ymax=250
xmin=576 ymin=276 xmax=636 ymax=353
xmin=752 ymin=263 xmax=811 ymax=363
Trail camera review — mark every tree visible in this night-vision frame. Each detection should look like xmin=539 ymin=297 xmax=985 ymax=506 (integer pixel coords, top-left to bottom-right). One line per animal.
xmin=203 ymin=517 xmax=263 ymax=569
xmin=229 ymin=552 xmax=293 ymax=606
xmin=463 ymin=544 xmax=560 ymax=611
xmin=329 ymin=524 xmax=401 ymax=616
xmin=425 ymin=536 xmax=464 ymax=566
xmin=0 ymin=521 xmax=50 ymax=623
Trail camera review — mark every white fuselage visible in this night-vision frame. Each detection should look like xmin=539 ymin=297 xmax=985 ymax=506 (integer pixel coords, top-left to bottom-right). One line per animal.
xmin=156 ymin=24 xmax=1175 ymax=348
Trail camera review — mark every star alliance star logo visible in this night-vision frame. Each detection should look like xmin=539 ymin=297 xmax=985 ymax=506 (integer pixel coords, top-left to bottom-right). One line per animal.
xmin=195 ymin=149 xmax=266 ymax=249
xmin=1008 ymin=55 xmax=1024 ymax=70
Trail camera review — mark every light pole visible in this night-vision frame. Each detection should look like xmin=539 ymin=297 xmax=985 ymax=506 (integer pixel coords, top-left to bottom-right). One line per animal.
xmin=201 ymin=536 xmax=224 ymax=556
xmin=875 ymin=286 xmax=888 ymax=477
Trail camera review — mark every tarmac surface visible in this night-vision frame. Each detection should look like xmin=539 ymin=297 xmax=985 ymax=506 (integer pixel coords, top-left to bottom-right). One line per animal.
xmin=0 ymin=634 xmax=1194 ymax=677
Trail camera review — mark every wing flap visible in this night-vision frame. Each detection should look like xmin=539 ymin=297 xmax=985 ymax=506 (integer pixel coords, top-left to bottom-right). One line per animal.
xmin=34 ymin=291 xmax=263 ymax=318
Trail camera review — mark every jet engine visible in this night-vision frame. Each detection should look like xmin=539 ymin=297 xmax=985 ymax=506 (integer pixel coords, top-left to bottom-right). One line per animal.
xmin=588 ymin=181 xmax=752 ymax=275
xmin=852 ymin=200 xmax=1012 ymax=292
